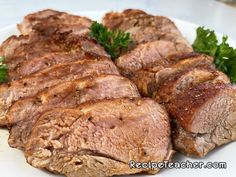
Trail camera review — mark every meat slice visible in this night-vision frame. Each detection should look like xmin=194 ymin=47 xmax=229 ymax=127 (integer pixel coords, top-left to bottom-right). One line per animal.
xmin=25 ymin=98 xmax=173 ymax=177
xmin=116 ymin=40 xmax=193 ymax=74
xmin=103 ymin=9 xmax=192 ymax=49
xmin=167 ymin=82 xmax=236 ymax=157
xmin=9 ymin=54 xmax=109 ymax=81
xmin=7 ymin=75 xmax=140 ymax=149
xmin=154 ymin=67 xmax=230 ymax=103
xmin=103 ymin=9 xmax=148 ymax=30
xmin=0 ymin=60 xmax=119 ymax=126
xmin=18 ymin=9 xmax=92 ymax=35
xmin=117 ymin=51 xmax=213 ymax=96
xmin=115 ymin=41 xmax=194 ymax=96
xmin=0 ymin=35 xmax=36 ymax=60
xmin=18 ymin=9 xmax=62 ymax=34
xmin=0 ymin=32 xmax=109 ymax=80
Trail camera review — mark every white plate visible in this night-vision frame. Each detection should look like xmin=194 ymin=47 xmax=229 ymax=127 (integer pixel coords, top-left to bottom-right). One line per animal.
xmin=0 ymin=11 xmax=236 ymax=177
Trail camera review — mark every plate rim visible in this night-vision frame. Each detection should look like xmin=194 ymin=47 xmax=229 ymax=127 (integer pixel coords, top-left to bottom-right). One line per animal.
xmin=0 ymin=10 xmax=236 ymax=177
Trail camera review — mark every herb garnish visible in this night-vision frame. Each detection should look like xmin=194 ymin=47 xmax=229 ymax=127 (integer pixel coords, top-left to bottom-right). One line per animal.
xmin=0 ymin=56 xmax=8 ymax=83
xmin=193 ymin=27 xmax=236 ymax=83
xmin=89 ymin=22 xmax=131 ymax=60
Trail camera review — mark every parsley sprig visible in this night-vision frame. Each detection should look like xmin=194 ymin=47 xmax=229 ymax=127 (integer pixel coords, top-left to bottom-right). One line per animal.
xmin=193 ymin=27 xmax=236 ymax=83
xmin=89 ymin=22 xmax=131 ymax=60
xmin=0 ymin=56 xmax=8 ymax=83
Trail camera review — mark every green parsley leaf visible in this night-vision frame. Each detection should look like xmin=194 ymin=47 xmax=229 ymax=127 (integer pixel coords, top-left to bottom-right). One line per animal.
xmin=0 ymin=56 xmax=8 ymax=83
xmin=193 ymin=27 xmax=236 ymax=83
xmin=89 ymin=22 xmax=132 ymax=60
xmin=192 ymin=27 xmax=218 ymax=56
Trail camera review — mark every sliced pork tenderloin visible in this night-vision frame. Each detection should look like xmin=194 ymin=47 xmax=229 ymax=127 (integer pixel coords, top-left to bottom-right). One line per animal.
xmin=25 ymin=98 xmax=173 ymax=177
xmin=17 ymin=9 xmax=62 ymax=34
xmin=116 ymin=40 xmax=193 ymax=75
xmin=102 ymin=9 xmax=148 ymax=30
xmin=0 ymin=60 xmax=119 ymax=126
xmin=116 ymin=41 xmax=195 ymax=96
xmin=151 ymin=54 xmax=215 ymax=96
xmin=0 ymin=32 xmax=109 ymax=80
xmin=7 ymin=74 xmax=140 ymax=149
xmin=154 ymin=66 xmax=230 ymax=103
xmin=117 ymin=48 xmax=213 ymax=96
xmin=103 ymin=9 xmax=192 ymax=49
xmin=18 ymin=9 xmax=92 ymax=35
xmin=167 ymin=82 xmax=236 ymax=157
xmin=9 ymin=54 xmax=109 ymax=81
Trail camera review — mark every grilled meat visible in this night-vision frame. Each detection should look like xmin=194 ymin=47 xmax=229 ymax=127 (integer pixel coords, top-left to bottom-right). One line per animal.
xmin=0 ymin=32 xmax=109 ymax=80
xmin=0 ymin=60 xmax=119 ymax=126
xmin=7 ymin=75 xmax=140 ymax=149
xmin=25 ymin=98 xmax=173 ymax=177
xmin=103 ymin=9 xmax=192 ymax=49
xmin=155 ymin=67 xmax=230 ymax=103
xmin=117 ymin=52 xmax=213 ymax=96
xmin=167 ymin=83 xmax=236 ymax=157
xmin=18 ymin=9 xmax=92 ymax=35
xmin=116 ymin=40 xmax=193 ymax=74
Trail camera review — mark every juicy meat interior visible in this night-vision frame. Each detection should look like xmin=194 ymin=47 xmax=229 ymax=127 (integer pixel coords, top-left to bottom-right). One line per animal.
xmin=7 ymin=74 xmax=140 ymax=149
xmin=0 ymin=60 xmax=119 ymax=126
xmin=25 ymin=98 xmax=173 ymax=177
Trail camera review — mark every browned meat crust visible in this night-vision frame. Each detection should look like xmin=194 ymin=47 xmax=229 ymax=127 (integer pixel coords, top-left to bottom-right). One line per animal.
xmin=168 ymin=83 xmax=236 ymax=157
xmin=18 ymin=9 xmax=92 ymax=35
xmin=0 ymin=60 xmax=119 ymax=126
xmin=103 ymin=9 xmax=192 ymax=49
xmin=118 ymin=52 xmax=213 ymax=96
xmin=1 ymin=32 xmax=109 ymax=80
xmin=155 ymin=66 xmax=230 ymax=103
